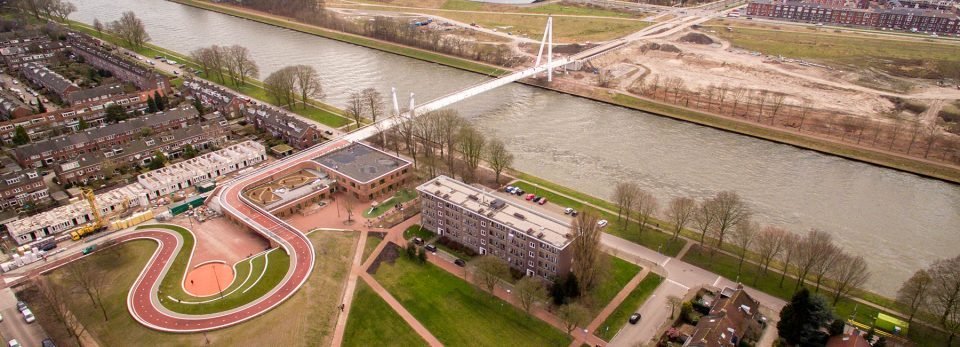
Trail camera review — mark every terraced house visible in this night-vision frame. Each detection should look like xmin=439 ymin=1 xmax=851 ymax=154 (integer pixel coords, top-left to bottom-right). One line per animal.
xmin=417 ymin=175 xmax=575 ymax=282
xmin=0 ymin=160 xmax=48 ymax=211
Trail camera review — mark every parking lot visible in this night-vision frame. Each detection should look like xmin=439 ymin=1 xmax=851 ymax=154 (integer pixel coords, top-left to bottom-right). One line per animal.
xmin=0 ymin=73 xmax=54 ymax=111
xmin=492 ymin=185 xmax=579 ymax=223
xmin=0 ymin=288 xmax=46 ymax=347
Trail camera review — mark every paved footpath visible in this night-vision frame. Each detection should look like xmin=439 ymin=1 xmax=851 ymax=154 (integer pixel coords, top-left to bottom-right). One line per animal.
xmin=330 ymin=230 xmax=368 ymax=346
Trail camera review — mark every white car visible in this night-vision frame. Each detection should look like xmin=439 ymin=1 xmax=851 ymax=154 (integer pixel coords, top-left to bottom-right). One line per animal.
xmin=22 ymin=309 xmax=34 ymax=323
xmin=597 ymin=220 xmax=609 ymax=228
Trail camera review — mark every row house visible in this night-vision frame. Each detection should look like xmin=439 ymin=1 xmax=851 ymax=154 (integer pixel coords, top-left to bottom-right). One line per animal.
xmin=313 ymin=141 xmax=411 ymax=202
xmin=182 ymin=78 xmax=250 ymax=118
xmin=417 ymin=175 xmax=575 ymax=282
xmin=4 ymin=182 xmax=149 ymax=245
xmin=21 ymin=63 xmax=80 ymax=99
xmin=243 ymin=105 xmax=324 ymax=149
xmin=54 ymin=118 xmax=229 ymax=185
xmin=0 ymin=92 xmax=33 ymax=120
xmin=13 ymin=106 xmax=200 ymax=167
xmin=0 ymin=159 xmax=48 ymax=211
xmin=64 ymin=83 xmax=125 ymax=105
xmin=0 ymin=88 xmax=150 ymax=141
xmin=138 ymin=140 xmax=266 ymax=200
xmin=0 ymin=33 xmax=66 ymax=70
xmin=66 ymin=31 xmax=170 ymax=93
xmin=685 ymin=286 xmax=763 ymax=347
xmin=746 ymin=0 xmax=960 ymax=33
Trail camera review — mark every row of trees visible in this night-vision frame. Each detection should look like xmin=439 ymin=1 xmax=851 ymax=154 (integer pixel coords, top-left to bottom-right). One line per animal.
xmin=346 ymin=88 xmax=384 ymax=127
xmin=13 ymin=0 xmax=76 ymax=23
xmin=190 ymin=45 xmax=260 ymax=87
xmin=897 ymin=255 xmax=960 ymax=344
xmin=261 ymin=65 xmax=323 ymax=109
xmin=613 ymin=183 xmax=870 ymax=304
xmin=101 ymin=11 xmax=151 ymax=50
xmin=385 ymin=109 xmax=514 ymax=184
xmin=624 ymin=73 xmax=960 ymax=165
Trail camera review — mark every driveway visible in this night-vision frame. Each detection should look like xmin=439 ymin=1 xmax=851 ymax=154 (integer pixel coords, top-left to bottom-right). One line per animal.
xmin=609 ymin=279 xmax=688 ymax=346
xmin=0 ymin=288 xmax=46 ymax=347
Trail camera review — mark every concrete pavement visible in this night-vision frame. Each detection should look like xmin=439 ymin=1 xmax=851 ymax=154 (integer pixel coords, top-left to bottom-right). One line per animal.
xmin=0 ymin=288 xmax=46 ymax=347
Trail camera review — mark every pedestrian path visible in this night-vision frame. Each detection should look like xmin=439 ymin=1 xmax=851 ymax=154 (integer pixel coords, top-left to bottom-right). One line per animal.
xmin=330 ymin=230 xmax=369 ymax=346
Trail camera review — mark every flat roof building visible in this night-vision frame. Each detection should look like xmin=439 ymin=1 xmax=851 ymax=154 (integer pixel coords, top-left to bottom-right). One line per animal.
xmin=313 ymin=142 xmax=411 ymax=201
xmin=417 ymin=175 xmax=575 ymax=282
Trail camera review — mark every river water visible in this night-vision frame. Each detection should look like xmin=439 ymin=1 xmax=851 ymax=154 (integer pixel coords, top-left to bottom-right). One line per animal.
xmin=73 ymin=0 xmax=960 ymax=296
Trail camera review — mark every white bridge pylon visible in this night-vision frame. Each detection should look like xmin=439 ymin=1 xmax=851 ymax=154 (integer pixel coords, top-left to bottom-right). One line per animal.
xmin=347 ymin=16 xmax=568 ymax=142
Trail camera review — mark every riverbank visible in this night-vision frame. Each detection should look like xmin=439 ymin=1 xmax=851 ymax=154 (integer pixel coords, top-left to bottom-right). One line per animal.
xmin=169 ymin=0 xmax=960 ymax=184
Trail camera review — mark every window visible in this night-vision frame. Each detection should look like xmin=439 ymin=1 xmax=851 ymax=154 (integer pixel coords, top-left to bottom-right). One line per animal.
xmin=439 ymin=220 xmax=444 ymax=225
xmin=438 ymin=211 xmax=443 ymax=216
xmin=529 ymin=251 xmax=534 ymax=257
xmin=480 ymin=239 xmax=486 ymax=245
xmin=529 ymin=242 xmax=535 ymax=248
xmin=480 ymin=221 xmax=486 ymax=227
xmin=528 ymin=260 xmax=534 ymax=267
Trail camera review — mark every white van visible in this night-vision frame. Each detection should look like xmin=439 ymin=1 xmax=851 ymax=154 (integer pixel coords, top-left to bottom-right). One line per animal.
xmin=21 ymin=309 xmax=34 ymax=323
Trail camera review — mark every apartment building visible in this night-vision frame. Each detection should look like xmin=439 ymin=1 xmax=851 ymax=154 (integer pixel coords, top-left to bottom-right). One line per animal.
xmin=66 ymin=31 xmax=170 ymax=92
xmin=137 ymin=140 xmax=266 ymax=200
xmin=746 ymin=0 xmax=960 ymax=33
xmin=21 ymin=63 xmax=80 ymax=99
xmin=13 ymin=106 xmax=199 ymax=167
xmin=417 ymin=175 xmax=575 ymax=282
xmin=313 ymin=141 xmax=411 ymax=202
xmin=0 ymin=88 xmax=151 ymax=141
xmin=54 ymin=118 xmax=229 ymax=184
xmin=243 ymin=104 xmax=324 ymax=149
xmin=0 ymin=159 xmax=48 ymax=211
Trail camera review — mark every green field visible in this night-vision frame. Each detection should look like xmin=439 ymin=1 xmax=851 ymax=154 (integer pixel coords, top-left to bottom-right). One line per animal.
xmin=362 ymin=189 xmax=417 ymax=218
xmin=586 ymin=255 xmax=641 ymax=316
xmin=373 ymin=255 xmax=571 ymax=346
xmin=403 ymin=224 xmax=436 ymax=241
xmin=362 ymin=233 xmax=383 ymax=262
xmin=343 ymin=281 xmax=427 ymax=347
xmin=709 ymin=25 xmax=960 ymax=79
xmin=596 ymin=273 xmax=664 ymax=341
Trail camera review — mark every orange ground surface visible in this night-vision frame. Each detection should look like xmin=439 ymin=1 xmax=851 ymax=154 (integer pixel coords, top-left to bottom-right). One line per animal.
xmin=185 ymin=262 xmax=234 ymax=297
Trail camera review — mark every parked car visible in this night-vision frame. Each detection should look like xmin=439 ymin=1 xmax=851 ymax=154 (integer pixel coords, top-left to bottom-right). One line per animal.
xmin=425 ymin=244 xmax=437 ymax=252
xmin=564 ymin=208 xmax=575 ymax=215
xmin=41 ymin=339 xmax=56 ymax=347
xmin=629 ymin=313 xmax=641 ymax=324
xmin=413 ymin=237 xmax=423 ymax=245
xmin=597 ymin=220 xmax=609 ymax=228
xmin=505 ymin=186 xmax=515 ymax=193
xmin=454 ymin=259 xmax=466 ymax=267
xmin=82 ymin=245 xmax=96 ymax=255
xmin=15 ymin=301 xmax=27 ymax=312
xmin=8 ymin=339 xmax=20 ymax=347
xmin=538 ymin=198 xmax=548 ymax=205
xmin=22 ymin=309 xmax=34 ymax=323
xmin=525 ymin=194 xmax=535 ymax=201
xmin=514 ymin=189 xmax=524 ymax=196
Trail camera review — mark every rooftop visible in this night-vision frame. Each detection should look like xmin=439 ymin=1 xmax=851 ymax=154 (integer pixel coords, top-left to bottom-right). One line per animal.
xmin=313 ymin=142 xmax=409 ymax=183
xmin=4 ymin=183 xmax=147 ymax=237
xmin=417 ymin=175 xmax=574 ymax=249
xmin=137 ymin=141 xmax=265 ymax=190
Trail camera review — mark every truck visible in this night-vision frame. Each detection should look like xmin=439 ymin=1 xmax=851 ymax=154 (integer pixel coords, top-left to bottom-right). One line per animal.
xmin=70 ymin=188 xmax=113 ymax=241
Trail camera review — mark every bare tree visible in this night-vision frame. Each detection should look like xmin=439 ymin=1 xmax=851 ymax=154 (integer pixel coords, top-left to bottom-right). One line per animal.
xmin=754 ymin=226 xmax=787 ymax=278
xmin=571 ymin=208 xmax=603 ymax=293
xmin=226 ymin=45 xmax=259 ymax=86
xmin=769 ymin=93 xmax=787 ymax=124
xmin=922 ymin=124 xmax=940 ymax=159
xmin=829 ymin=253 xmax=869 ymax=305
xmin=793 ymin=229 xmax=834 ymax=292
xmin=397 ymin=117 xmax=418 ymax=168
xmin=92 ymin=18 xmax=104 ymax=37
xmin=711 ymin=191 xmax=749 ymax=251
xmin=486 ymin=139 xmax=513 ymax=185
xmin=634 ymin=189 xmax=658 ymax=238
xmin=434 ymin=110 xmax=463 ymax=171
xmin=596 ymin=69 xmax=615 ymax=88
xmin=362 ymin=88 xmax=384 ymax=122
xmin=730 ymin=87 xmax=748 ymax=116
xmin=665 ymin=196 xmax=695 ymax=241
xmin=346 ymin=90 xmax=365 ymax=128
xmin=810 ymin=242 xmax=841 ymax=293
xmin=190 ymin=47 xmax=213 ymax=79
xmin=778 ymin=232 xmax=800 ymax=288
xmin=897 ymin=269 xmax=933 ymax=325
xmin=515 ymin=276 xmax=546 ymax=314
xmin=558 ymin=303 xmax=590 ymax=336
xmin=344 ymin=196 xmax=354 ymax=223
xmin=692 ymin=199 xmax=716 ymax=248
xmin=293 ymin=65 xmax=323 ymax=108
xmin=64 ymin=259 xmax=109 ymax=321
xmin=473 ymin=255 xmax=509 ymax=294
xmin=32 ymin=278 xmax=86 ymax=346
xmin=457 ymin=125 xmax=486 ymax=182
xmin=109 ymin=11 xmax=151 ymax=49
xmin=612 ymin=181 xmax=639 ymax=223
xmin=731 ymin=218 xmax=758 ymax=279
xmin=49 ymin=0 xmax=76 ymax=23
xmin=667 ymin=295 xmax=683 ymax=319
xmin=925 ymin=255 xmax=960 ymax=344
xmin=15 ymin=0 xmax=51 ymax=20
xmin=263 ymin=66 xmax=297 ymax=107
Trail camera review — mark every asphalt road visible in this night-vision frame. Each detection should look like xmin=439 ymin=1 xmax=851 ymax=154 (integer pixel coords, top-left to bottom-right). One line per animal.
xmin=0 ymin=288 xmax=46 ymax=347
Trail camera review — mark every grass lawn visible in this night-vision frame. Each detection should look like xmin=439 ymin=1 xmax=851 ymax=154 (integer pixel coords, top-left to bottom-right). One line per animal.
xmin=342 ymin=281 xmax=427 ymax=347
xmin=707 ymin=24 xmax=960 ymax=79
xmin=510 ymin=180 xmax=685 ymax=257
xmin=403 ymin=224 xmax=436 ymax=241
xmin=596 ymin=273 xmax=664 ymax=341
xmin=362 ymin=233 xmax=383 ymax=263
xmin=373 ymin=255 xmax=571 ymax=346
xmin=42 ymin=230 xmax=356 ymax=346
xmin=585 ymin=255 xmax=641 ymax=316
xmin=362 ymin=189 xmax=418 ymax=218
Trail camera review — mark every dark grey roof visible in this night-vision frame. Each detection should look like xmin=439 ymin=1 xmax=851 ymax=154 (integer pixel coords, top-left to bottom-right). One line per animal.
xmin=314 ymin=142 xmax=409 ymax=183
xmin=244 ymin=105 xmax=313 ymax=138
xmin=65 ymin=83 xmax=124 ymax=104
xmin=66 ymin=32 xmax=153 ymax=78
xmin=21 ymin=63 xmax=77 ymax=96
xmin=15 ymin=106 xmax=199 ymax=158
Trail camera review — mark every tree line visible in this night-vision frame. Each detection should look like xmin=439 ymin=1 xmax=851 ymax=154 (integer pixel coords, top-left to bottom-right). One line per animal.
xmin=261 ymin=65 xmax=323 ymax=109
xmin=13 ymin=0 xmax=76 ymax=24
xmin=897 ymin=255 xmax=960 ymax=344
xmin=190 ymin=44 xmax=260 ymax=87
xmin=613 ymin=182 xmax=870 ymax=305
xmin=622 ymin=73 xmax=960 ymax=165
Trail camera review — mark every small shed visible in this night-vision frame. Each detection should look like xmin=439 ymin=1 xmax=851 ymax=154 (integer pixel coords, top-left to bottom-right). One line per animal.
xmin=270 ymin=144 xmax=294 ymax=158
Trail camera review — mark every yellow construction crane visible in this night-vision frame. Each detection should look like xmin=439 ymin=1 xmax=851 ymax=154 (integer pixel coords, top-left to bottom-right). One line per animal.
xmin=70 ymin=187 xmax=109 ymax=241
